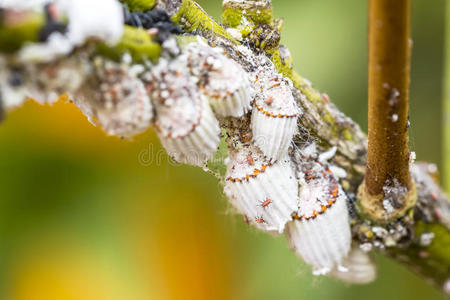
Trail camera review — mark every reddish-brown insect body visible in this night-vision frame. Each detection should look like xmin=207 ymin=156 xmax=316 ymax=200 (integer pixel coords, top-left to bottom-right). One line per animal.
xmin=271 ymin=83 xmax=281 ymax=89
xmin=265 ymin=96 xmax=274 ymax=105
xmin=304 ymin=169 xmax=318 ymax=181
xmin=259 ymin=198 xmax=272 ymax=209
xmin=322 ymin=93 xmax=330 ymax=103
xmin=243 ymin=215 xmax=250 ymax=224
xmin=255 ymin=216 xmax=265 ymax=224
xmin=247 ymin=154 xmax=255 ymax=165
xmin=241 ymin=133 xmax=251 ymax=142
xmin=431 ymin=191 xmax=438 ymax=201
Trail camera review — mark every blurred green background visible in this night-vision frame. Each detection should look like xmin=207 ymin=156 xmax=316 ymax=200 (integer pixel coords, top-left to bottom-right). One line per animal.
xmin=0 ymin=0 xmax=447 ymax=299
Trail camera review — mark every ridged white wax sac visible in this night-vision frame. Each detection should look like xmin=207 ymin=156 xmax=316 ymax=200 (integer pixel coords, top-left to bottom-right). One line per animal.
xmin=151 ymin=58 xmax=220 ymax=166
xmin=224 ymin=144 xmax=299 ymax=233
xmin=185 ymin=42 xmax=252 ymax=118
xmin=74 ymin=60 xmax=153 ymax=137
xmin=329 ymin=247 xmax=377 ymax=284
xmin=158 ymin=97 xmax=220 ymax=166
xmin=27 ymin=55 xmax=92 ymax=104
xmin=286 ymin=190 xmax=351 ymax=275
xmin=251 ymin=73 xmax=299 ymax=161
xmin=97 ymin=72 xmax=153 ymax=137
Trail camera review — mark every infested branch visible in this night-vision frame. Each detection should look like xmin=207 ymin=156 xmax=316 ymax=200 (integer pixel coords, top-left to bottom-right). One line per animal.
xmin=0 ymin=0 xmax=449 ymax=294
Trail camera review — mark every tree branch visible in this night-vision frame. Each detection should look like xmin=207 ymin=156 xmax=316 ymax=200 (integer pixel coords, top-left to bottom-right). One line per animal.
xmin=0 ymin=0 xmax=449 ymax=294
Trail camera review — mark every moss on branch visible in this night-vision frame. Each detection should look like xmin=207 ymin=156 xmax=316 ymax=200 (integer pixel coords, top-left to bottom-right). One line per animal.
xmin=97 ymin=25 xmax=161 ymax=62
xmin=168 ymin=0 xmax=235 ymax=41
xmin=120 ymin=0 xmax=156 ymax=11
xmin=222 ymin=1 xmax=273 ymax=28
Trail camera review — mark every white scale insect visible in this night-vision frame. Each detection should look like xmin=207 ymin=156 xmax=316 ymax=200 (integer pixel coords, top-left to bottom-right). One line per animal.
xmin=285 ymin=152 xmax=352 ymax=275
xmin=224 ymin=142 xmax=299 ymax=233
xmin=251 ymin=71 xmax=300 ymax=161
xmin=185 ymin=43 xmax=253 ymax=118
xmin=94 ymin=61 xmax=153 ymax=137
xmin=149 ymin=56 xmax=221 ymax=166
xmin=147 ymin=41 xmax=254 ymax=166
xmin=30 ymin=55 xmax=91 ymax=104
xmin=74 ymin=58 xmax=153 ymax=137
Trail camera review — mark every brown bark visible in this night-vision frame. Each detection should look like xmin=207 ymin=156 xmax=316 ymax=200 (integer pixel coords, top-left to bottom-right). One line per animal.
xmin=366 ymin=0 xmax=412 ymax=196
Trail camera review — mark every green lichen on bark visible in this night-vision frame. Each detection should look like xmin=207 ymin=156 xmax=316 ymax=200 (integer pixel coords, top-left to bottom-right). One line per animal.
xmin=170 ymin=0 xmax=235 ymax=41
xmin=120 ymin=0 xmax=156 ymax=11
xmin=221 ymin=0 xmax=273 ymax=27
xmin=222 ymin=7 xmax=273 ymax=28
xmin=97 ymin=25 xmax=161 ymax=62
xmin=342 ymin=128 xmax=354 ymax=141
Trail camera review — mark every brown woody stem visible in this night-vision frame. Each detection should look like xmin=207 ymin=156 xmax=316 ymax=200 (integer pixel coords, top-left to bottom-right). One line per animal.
xmin=366 ymin=0 xmax=412 ymax=194
xmin=360 ymin=0 xmax=415 ymax=220
xmin=366 ymin=0 xmax=412 ymax=193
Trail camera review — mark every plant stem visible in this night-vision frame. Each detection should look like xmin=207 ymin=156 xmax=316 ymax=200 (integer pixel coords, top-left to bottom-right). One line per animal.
xmin=443 ymin=0 xmax=450 ymax=194
xmin=365 ymin=0 xmax=412 ymax=195
xmin=1 ymin=0 xmax=449 ymax=291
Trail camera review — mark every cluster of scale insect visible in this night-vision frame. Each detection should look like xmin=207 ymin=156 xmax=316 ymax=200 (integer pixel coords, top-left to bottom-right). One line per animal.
xmin=0 ymin=1 xmax=360 ymax=280
xmin=224 ymin=133 xmax=299 ymax=233
xmin=81 ymin=41 xmax=353 ymax=277
xmin=77 ymin=57 xmax=153 ymax=137
xmin=219 ymin=57 xmax=302 ymax=233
